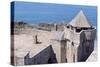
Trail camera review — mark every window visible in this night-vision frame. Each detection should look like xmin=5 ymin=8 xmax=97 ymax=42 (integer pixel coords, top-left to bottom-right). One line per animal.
xmin=67 ymin=26 xmax=69 ymax=28
xmin=72 ymin=42 xmax=74 ymax=46
xmin=65 ymin=58 xmax=67 ymax=62
xmin=76 ymin=28 xmax=81 ymax=32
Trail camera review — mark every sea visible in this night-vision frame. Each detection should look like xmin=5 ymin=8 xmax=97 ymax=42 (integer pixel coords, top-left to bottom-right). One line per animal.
xmin=11 ymin=1 xmax=97 ymax=26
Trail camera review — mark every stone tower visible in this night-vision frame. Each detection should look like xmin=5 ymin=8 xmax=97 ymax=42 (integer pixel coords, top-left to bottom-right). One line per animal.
xmin=50 ymin=31 xmax=67 ymax=63
xmin=64 ymin=10 xmax=96 ymax=62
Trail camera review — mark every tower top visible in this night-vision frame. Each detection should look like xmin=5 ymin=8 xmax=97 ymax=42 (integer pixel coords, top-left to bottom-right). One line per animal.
xmin=69 ymin=10 xmax=92 ymax=28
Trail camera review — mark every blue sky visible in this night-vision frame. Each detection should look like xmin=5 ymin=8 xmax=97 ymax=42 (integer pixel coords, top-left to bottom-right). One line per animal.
xmin=11 ymin=1 xmax=97 ymax=26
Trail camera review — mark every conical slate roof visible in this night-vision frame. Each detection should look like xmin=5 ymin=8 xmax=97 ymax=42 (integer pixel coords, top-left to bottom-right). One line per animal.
xmin=69 ymin=10 xmax=92 ymax=28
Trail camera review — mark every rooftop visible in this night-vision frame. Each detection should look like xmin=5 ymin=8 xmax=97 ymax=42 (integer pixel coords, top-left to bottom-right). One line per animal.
xmin=69 ymin=10 xmax=92 ymax=28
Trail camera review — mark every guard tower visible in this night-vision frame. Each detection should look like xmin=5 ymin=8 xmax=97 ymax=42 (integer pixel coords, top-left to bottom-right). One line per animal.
xmin=64 ymin=10 xmax=96 ymax=62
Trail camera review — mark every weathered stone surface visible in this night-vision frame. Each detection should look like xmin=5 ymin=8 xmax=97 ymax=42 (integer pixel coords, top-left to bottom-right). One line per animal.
xmin=11 ymin=10 xmax=96 ymax=65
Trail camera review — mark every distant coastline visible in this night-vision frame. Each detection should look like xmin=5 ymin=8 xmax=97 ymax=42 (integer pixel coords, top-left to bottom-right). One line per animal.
xmin=11 ymin=1 xmax=97 ymax=26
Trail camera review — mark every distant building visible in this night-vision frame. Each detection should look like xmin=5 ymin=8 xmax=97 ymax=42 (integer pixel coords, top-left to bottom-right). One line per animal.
xmin=11 ymin=10 xmax=96 ymax=66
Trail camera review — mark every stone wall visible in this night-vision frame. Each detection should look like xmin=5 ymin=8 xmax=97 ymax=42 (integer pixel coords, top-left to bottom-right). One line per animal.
xmin=61 ymin=40 xmax=67 ymax=62
xmin=50 ymin=39 xmax=66 ymax=63
xmin=24 ymin=45 xmax=57 ymax=65
xmin=64 ymin=26 xmax=96 ymax=62
xmin=50 ymin=40 xmax=61 ymax=63
xmin=77 ymin=29 xmax=96 ymax=61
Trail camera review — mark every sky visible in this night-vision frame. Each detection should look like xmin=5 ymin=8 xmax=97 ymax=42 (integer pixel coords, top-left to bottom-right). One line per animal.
xmin=11 ymin=1 xmax=97 ymax=26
